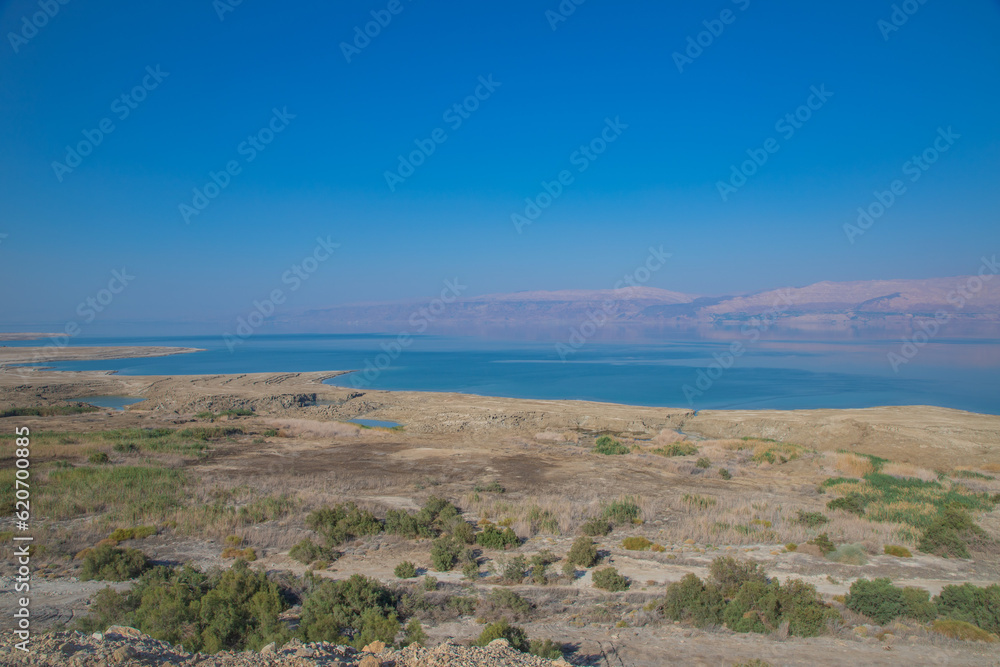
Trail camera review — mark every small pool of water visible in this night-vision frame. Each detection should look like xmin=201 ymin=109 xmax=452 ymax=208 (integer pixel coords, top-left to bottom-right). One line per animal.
xmin=72 ymin=396 xmax=144 ymax=411
xmin=347 ymin=418 xmax=401 ymax=429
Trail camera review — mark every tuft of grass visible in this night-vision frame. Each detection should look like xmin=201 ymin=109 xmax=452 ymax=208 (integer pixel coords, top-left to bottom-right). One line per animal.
xmin=593 ymin=436 xmax=630 ymax=455
xmin=651 ymin=442 xmax=698 ymax=457
xmin=621 ymin=536 xmax=653 ymax=551
xmin=827 ymin=543 xmax=868 ymax=565
xmin=883 ymin=544 xmax=912 ymax=558
xmin=931 ymin=619 xmax=997 ymax=642
xmin=682 ymin=494 xmax=716 ymax=510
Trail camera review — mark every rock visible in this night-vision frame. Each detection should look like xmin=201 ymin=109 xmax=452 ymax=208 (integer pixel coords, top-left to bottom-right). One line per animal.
xmin=106 ymin=625 xmax=145 ymax=639
xmin=362 ymin=640 xmax=386 ymax=653
xmin=295 ymin=646 xmax=316 ymax=657
xmin=92 ymin=632 xmax=104 ymax=641
xmin=260 ymin=642 xmax=276 ymax=654
xmin=112 ymin=645 xmax=137 ymax=662
xmin=358 ymin=656 xmax=382 ymax=667
xmin=486 ymin=638 xmax=511 ymax=649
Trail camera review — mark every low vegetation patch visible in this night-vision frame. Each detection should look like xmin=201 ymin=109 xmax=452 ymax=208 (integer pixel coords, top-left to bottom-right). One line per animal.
xmin=601 ymin=497 xmax=641 ymax=525
xmin=567 ymin=537 xmax=598 ymax=568
xmin=652 ymin=442 xmax=698 ymax=457
xmin=621 ymin=536 xmax=652 ymax=551
xmin=593 ymin=435 xmax=630 ymax=455
xmin=931 ymin=619 xmax=997 ymax=642
xmin=883 ymin=544 xmax=912 ymax=558
xmin=79 ymin=544 xmax=150 ymax=581
xmin=845 ymin=578 xmax=936 ymax=624
xmin=657 ymin=556 xmax=836 ymax=637
xmin=394 ymin=561 xmax=417 ymax=579
xmin=0 ymin=404 xmax=98 ymax=418
xmin=592 ymin=566 xmax=630 ymax=592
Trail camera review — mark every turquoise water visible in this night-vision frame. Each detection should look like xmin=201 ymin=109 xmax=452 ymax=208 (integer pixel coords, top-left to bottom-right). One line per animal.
xmin=9 ymin=333 xmax=1000 ymax=415
xmin=71 ymin=396 xmax=144 ymax=411
xmin=348 ymin=419 xmax=402 ymax=429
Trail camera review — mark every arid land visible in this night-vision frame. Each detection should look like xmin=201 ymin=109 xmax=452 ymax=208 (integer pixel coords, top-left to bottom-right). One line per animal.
xmin=1 ymin=346 xmax=999 ymax=666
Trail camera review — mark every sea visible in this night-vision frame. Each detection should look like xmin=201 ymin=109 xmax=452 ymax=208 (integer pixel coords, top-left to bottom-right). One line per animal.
xmin=5 ymin=333 xmax=1000 ymax=415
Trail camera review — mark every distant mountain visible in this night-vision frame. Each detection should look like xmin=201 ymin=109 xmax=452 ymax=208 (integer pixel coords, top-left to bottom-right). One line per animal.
xmin=297 ymin=275 xmax=1000 ymax=334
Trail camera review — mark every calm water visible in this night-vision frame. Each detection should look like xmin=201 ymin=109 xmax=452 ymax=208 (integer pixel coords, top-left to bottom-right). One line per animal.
xmin=8 ymin=333 xmax=1000 ymax=415
xmin=70 ymin=395 xmax=144 ymax=411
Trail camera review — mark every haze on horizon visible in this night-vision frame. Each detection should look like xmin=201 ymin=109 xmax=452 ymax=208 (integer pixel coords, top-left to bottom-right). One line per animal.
xmin=1 ymin=0 xmax=999 ymax=334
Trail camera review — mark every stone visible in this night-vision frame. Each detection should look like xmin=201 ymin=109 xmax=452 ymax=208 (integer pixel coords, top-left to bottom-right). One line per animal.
xmin=92 ymin=633 xmax=104 ymax=641
xmin=106 ymin=625 xmax=145 ymax=639
xmin=260 ymin=643 xmax=276 ymax=654
xmin=358 ymin=656 xmax=382 ymax=667
xmin=362 ymin=640 xmax=386 ymax=653
xmin=111 ymin=645 xmax=137 ymax=662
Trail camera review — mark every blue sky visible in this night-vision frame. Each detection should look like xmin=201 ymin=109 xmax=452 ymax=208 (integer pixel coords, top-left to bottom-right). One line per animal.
xmin=1 ymin=0 xmax=999 ymax=331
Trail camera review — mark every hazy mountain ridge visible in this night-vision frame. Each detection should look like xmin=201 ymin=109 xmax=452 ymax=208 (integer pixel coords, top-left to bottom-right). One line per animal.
xmin=300 ymin=275 xmax=1000 ymax=331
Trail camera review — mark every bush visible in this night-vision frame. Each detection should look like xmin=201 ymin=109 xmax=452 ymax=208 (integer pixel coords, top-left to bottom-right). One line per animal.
xmin=567 ymin=537 xmax=598 ymax=568
xmin=592 ymin=567 xmax=630 ymax=592
xmin=300 ymin=574 xmax=399 ymax=649
xmin=495 ymin=555 xmax=527 ymax=584
xmin=884 ymin=544 xmax=912 ymax=558
xmin=422 ymin=575 xmax=437 ymax=591
xmin=719 ymin=468 xmax=732 ymax=480
xmin=463 ymin=560 xmax=480 ymax=581
xmin=529 ymin=638 xmax=563 ymax=659
xmin=431 ymin=536 xmax=463 ymax=571
xmin=288 ymin=538 xmax=337 ymax=565
xmin=807 ymin=533 xmax=835 ymax=554
xmin=931 ymin=619 xmax=998 ymax=642
xmin=785 ymin=543 xmax=797 ymax=552
xmin=593 ymin=435 xmax=629 ymax=455
xmin=108 ymin=526 xmax=157 ymax=541
xmin=934 ymin=583 xmax=1000 ymax=634
xmin=901 ymin=586 xmax=938 ymax=622
xmin=403 ymin=618 xmax=427 ymax=646
xmin=394 ymin=561 xmax=417 ymax=579
xmin=795 ymin=510 xmax=829 ymax=528
xmin=474 ymin=619 xmax=529 ymax=652
xmin=80 ymin=544 xmax=149 ymax=581
xmin=695 ymin=457 xmax=711 ymax=469
xmin=652 ymin=442 xmax=698 ymax=457
xmin=845 ymin=578 xmax=904 ymax=624
xmin=621 ymin=536 xmax=652 ymax=551
xmin=827 ymin=544 xmax=868 ymax=566
xmin=88 ymin=452 xmax=110 ymax=464
xmin=474 ymin=480 xmax=505 ymax=493
xmin=476 ymin=524 xmax=519 ymax=550
xmin=305 ymin=503 xmax=383 ymax=547
xmin=581 ymin=518 xmax=612 ymax=536
xmin=826 ymin=493 xmax=866 ymax=515
xmin=479 ymin=588 xmax=532 ymax=621
xmin=659 ymin=558 xmax=834 ymax=637
xmin=918 ymin=505 xmax=986 ymax=558
xmin=601 ymin=497 xmax=640 ymax=525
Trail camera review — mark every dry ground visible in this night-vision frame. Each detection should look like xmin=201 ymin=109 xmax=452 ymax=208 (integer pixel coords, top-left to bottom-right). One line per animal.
xmin=1 ymin=349 xmax=999 ymax=665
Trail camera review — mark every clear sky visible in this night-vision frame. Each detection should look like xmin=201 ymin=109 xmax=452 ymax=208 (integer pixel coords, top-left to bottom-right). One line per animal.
xmin=1 ymin=0 xmax=999 ymax=332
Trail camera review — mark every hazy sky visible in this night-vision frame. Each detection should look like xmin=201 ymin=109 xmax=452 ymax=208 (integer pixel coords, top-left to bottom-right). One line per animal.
xmin=1 ymin=0 xmax=999 ymax=331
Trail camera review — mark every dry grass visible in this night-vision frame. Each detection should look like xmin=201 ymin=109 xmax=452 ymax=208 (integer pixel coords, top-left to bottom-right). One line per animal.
xmin=882 ymin=462 xmax=937 ymax=482
xmin=833 ymin=452 xmax=875 ymax=478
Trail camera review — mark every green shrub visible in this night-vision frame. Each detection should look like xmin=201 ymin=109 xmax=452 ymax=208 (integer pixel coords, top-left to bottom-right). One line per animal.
xmin=601 ymin=497 xmax=640 ymax=525
xmin=474 ymin=619 xmax=529 ymax=652
xmin=403 ymin=618 xmax=427 ymax=646
xmin=622 ymin=536 xmax=653 ymax=551
xmin=845 ymin=578 xmax=904 ymax=624
xmin=476 ymin=524 xmax=519 ymax=550
xmin=593 ymin=435 xmax=630 ymax=455
xmin=305 ymin=503 xmax=383 ymax=547
xmin=495 ymin=555 xmax=527 ymax=584
xmin=884 ymin=544 xmax=912 ymax=558
xmin=592 ymin=567 xmax=630 ymax=592
xmin=300 ymin=574 xmax=399 ymax=649
xmin=785 ymin=543 xmax=797 ymax=551
xmin=109 ymin=526 xmax=157 ymax=541
xmin=695 ymin=457 xmax=711 ymax=469
xmin=567 ymin=537 xmax=598 ymax=568
xmin=719 ymin=468 xmax=732 ymax=480
xmin=709 ymin=557 xmax=769 ymax=597
xmin=827 ymin=544 xmax=868 ymax=566
xmin=807 ymin=533 xmax=835 ymax=554
xmin=918 ymin=505 xmax=986 ymax=558
xmin=431 ymin=536 xmax=463 ymax=571
xmin=795 ymin=510 xmax=829 ymax=528
xmin=934 ymin=583 xmax=1000 ymax=634
xmin=288 ymin=538 xmax=337 ymax=565
xmin=529 ymin=638 xmax=563 ymax=659
xmin=88 ymin=452 xmax=110 ymax=464
xmin=658 ymin=573 xmax=725 ymax=627
xmin=652 ymin=442 xmax=698 ymax=457
xmin=901 ymin=586 xmax=938 ymax=622
xmin=474 ymin=480 xmax=505 ymax=493
xmin=581 ymin=518 xmax=612 ymax=536
xmin=394 ymin=561 xmax=417 ymax=579
xmin=827 ymin=494 xmax=866 ymax=515
xmin=422 ymin=575 xmax=438 ymax=591
xmin=80 ymin=545 xmax=149 ymax=581
xmin=479 ymin=588 xmax=532 ymax=621
xmin=931 ymin=619 xmax=998 ymax=642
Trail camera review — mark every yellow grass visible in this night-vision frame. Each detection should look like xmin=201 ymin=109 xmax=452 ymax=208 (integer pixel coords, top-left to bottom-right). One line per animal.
xmin=834 ymin=453 xmax=874 ymax=478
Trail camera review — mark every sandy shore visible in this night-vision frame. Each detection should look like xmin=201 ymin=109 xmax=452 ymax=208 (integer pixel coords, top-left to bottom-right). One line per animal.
xmin=1 ymin=345 xmax=998 ymax=468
